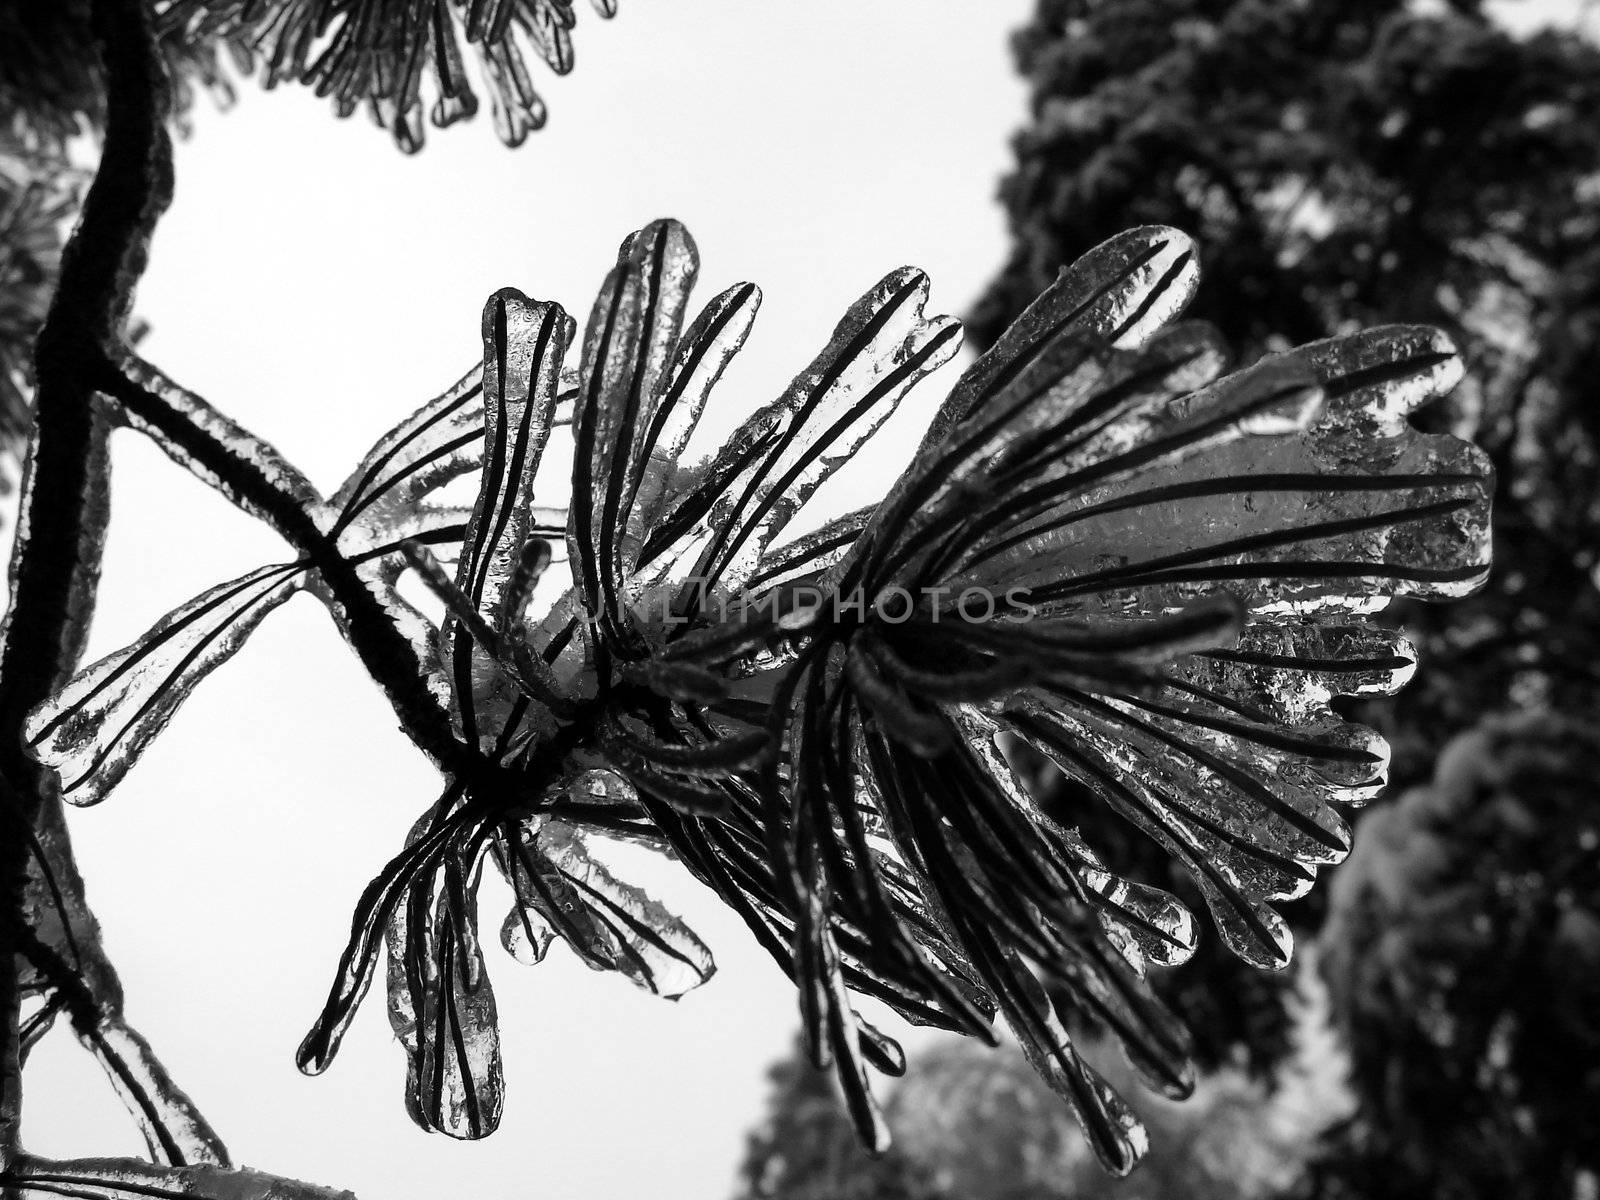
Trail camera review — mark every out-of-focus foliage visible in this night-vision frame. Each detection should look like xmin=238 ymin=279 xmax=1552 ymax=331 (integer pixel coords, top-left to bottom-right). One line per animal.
xmin=740 ymin=1005 xmax=1350 ymax=1200
xmin=0 ymin=0 xmax=231 ymax=142
xmin=970 ymin=0 xmax=1600 ymax=1087
xmin=0 ymin=127 xmax=80 ymax=475
xmin=737 ymin=1037 xmax=944 ymax=1200
xmin=1301 ymin=712 xmax=1600 ymax=1200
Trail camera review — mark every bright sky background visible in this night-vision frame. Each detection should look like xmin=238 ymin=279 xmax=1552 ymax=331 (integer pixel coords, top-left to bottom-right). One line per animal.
xmin=19 ymin=4 xmax=1035 ymax=1198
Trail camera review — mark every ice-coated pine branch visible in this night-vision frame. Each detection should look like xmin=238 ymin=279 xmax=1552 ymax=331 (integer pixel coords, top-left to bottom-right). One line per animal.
xmin=22 ymin=214 xmax=1493 ymax=1175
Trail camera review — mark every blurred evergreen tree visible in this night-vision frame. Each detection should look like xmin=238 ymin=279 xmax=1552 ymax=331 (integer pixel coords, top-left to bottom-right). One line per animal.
xmin=1301 ymin=712 xmax=1600 ymax=1199
xmin=739 ymin=1028 xmax=1342 ymax=1200
xmin=734 ymin=1037 xmax=944 ymax=1200
xmin=970 ymin=0 xmax=1600 ymax=1085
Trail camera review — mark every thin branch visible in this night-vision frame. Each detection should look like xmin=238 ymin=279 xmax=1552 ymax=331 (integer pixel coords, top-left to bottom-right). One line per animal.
xmin=92 ymin=359 xmax=483 ymax=774
xmin=109 ymin=351 xmax=326 ymax=531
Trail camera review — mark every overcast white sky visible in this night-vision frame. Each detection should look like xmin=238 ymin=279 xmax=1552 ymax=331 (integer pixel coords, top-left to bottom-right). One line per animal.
xmin=19 ymin=4 xmax=1034 ymax=1198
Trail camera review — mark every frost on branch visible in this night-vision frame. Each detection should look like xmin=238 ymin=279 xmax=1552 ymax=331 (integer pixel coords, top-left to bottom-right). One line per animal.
xmin=29 ymin=221 xmax=1492 ymax=1174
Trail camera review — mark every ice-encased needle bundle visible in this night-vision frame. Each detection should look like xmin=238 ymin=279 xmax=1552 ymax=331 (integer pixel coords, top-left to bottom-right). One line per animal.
xmin=25 ymin=220 xmax=1491 ymax=1174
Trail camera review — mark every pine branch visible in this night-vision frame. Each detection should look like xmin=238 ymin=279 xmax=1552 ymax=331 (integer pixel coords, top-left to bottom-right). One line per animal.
xmin=90 ymin=358 xmax=474 ymax=771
